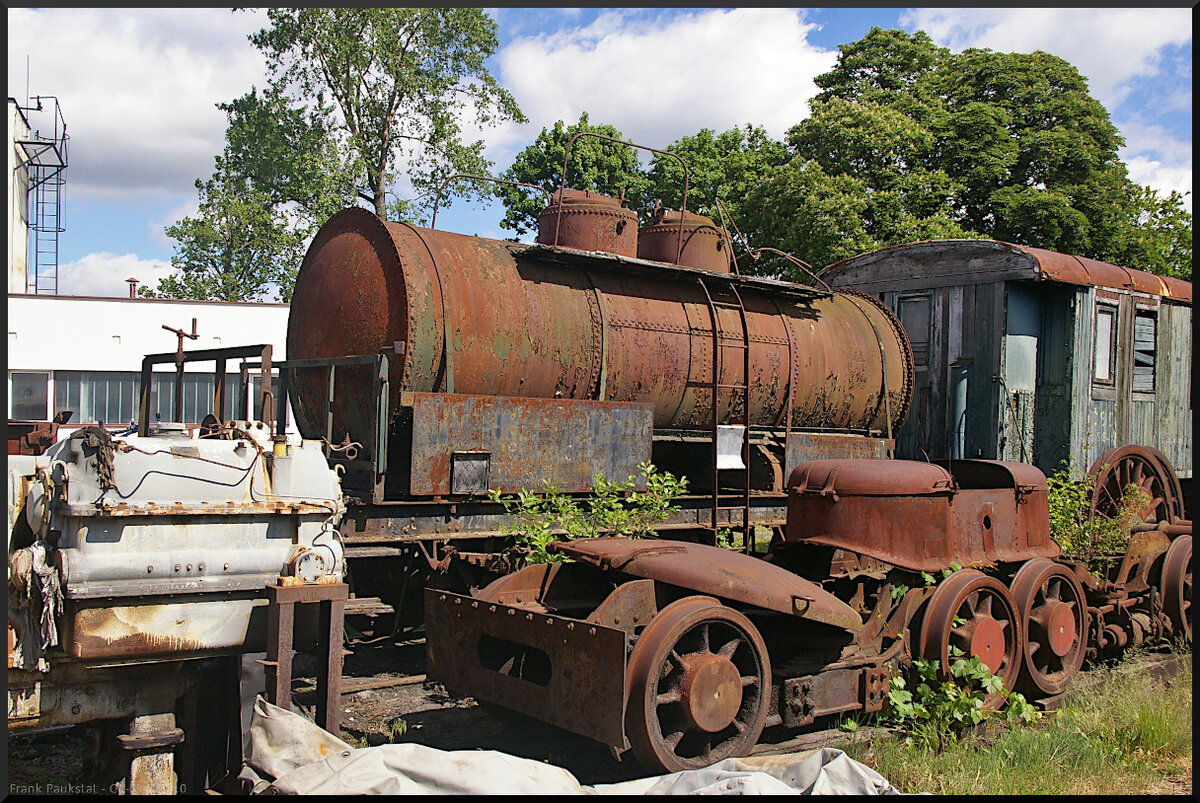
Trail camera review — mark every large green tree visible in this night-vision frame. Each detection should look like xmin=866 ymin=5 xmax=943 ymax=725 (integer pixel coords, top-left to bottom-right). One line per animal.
xmin=249 ymin=7 xmax=524 ymax=220
xmin=215 ymin=85 xmax=356 ymax=229
xmin=158 ymin=8 xmax=523 ymax=301
xmin=646 ymin=124 xmax=789 ymax=242
xmin=768 ymin=27 xmax=1190 ymax=278
xmin=498 ymin=112 xmax=651 ymax=237
xmin=145 ymin=173 xmax=307 ymax=302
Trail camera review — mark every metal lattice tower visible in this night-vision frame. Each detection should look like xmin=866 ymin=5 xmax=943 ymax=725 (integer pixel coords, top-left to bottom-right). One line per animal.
xmin=17 ymin=96 xmax=69 ymax=295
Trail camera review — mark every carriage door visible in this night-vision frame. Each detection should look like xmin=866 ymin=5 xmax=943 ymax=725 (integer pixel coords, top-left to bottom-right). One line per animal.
xmin=1031 ymin=285 xmax=1074 ymax=473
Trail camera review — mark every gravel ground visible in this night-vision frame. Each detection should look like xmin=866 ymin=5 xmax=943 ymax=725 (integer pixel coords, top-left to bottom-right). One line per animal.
xmin=5 ymin=628 xmax=1191 ymax=795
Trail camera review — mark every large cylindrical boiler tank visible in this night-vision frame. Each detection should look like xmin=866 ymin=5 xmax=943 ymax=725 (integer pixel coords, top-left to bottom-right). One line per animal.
xmin=286 ymin=208 xmax=912 ymax=441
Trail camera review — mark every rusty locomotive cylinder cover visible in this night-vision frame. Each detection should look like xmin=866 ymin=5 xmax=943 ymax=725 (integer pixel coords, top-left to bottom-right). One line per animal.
xmin=784 ymin=458 xmax=1057 ymax=572
xmin=537 ymin=188 xmax=638 ymax=257
xmin=637 ymin=207 xmax=731 ymax=273
xmin=287 ymin=207 xmax=913 ymax=442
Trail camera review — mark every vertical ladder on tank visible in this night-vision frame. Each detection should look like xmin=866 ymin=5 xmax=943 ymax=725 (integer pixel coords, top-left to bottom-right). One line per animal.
xmin=698 ymin=277 xmax=752 ymax=551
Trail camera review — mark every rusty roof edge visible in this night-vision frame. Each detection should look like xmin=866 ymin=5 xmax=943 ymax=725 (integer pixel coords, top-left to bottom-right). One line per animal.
xmin=820 ymin=239 xmax=1190 ymax=304
xmin=1006 ymin=242 xmax=1191 ymax=303
xmin=518 ymin=242 xmax=831 ymax=302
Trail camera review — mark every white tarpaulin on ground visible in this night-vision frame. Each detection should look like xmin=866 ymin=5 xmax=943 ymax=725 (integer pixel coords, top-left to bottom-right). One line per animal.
xmin=239 ymin=697 xmax=908 ymax=795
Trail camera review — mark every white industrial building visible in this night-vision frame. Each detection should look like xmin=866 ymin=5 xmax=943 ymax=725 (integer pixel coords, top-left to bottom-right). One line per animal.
xmin=7 ymin=97 xmax=295 ymax=435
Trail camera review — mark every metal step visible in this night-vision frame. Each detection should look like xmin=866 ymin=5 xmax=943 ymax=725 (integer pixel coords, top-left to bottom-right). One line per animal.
xmin=344 ymin=596 xmax=396 ymax=617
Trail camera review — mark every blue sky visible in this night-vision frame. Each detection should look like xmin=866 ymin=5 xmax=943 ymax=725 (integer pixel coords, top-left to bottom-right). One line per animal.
xmin=8 ymin=7 xmax=1193 ymax=298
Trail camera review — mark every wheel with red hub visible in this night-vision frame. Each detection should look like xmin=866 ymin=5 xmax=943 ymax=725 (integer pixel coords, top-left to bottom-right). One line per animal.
xmin=624 ymin=596 xmax=770 ymax=773
xmin=1010 ymin=559 xmax=1087 ymax=697
xmin=1159 ymin=535 xmax=1191 ymax=646
xmin=1088 ymin=445 xmax=1179 ymax=528
xmin=918 ymin=569 xmax=1022 ymax=707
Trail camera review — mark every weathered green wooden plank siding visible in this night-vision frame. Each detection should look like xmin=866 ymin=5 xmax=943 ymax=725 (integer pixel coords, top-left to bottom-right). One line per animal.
xmin=826 ymin=244 xmax=1191 ymax=480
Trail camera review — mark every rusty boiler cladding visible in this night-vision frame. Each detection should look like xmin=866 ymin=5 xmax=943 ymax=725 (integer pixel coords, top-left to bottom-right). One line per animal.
xmin=286 ymin=201 xmax=913 ymax=441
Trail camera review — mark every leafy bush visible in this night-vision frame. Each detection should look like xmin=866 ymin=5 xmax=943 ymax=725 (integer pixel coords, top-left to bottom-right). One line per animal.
xmin=885 ymin=648 xmax=1040 ymax=753
xmin=487 ymin=461 xmax=688 ymax=564
xmin=1046 ymin=465 xmax=1096 ymax=555
xmin=1045 ymin=464 xmax=1150 ymax=568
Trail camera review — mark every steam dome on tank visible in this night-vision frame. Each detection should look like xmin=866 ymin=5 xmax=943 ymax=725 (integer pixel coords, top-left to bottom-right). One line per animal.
xmin=537 ymin=188 xmax=639 ymax=257
xmin=638 ymin=207 xmax=731 ymax=273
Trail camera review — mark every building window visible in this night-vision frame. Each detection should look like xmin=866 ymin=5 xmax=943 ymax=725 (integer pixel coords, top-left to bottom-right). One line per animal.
xmin=1132 ymin=309 xmax=1157 ymax=394
xmin=1092 ymin=305 xmax=1117 ymax=384
xmin=54 ymin=371 xmax=141 ymax=427
xmin=53 ymin=371 xmax=244 ymax=426
xmin=9 ymin=372 xmax=50 ymax=420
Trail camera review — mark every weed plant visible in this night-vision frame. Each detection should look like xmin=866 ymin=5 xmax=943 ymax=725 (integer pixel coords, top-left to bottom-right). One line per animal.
xmin=1045 ymin=463 xmax=1151 ymax=572
xmin=488 ymin=461 xmax=687 ymax=563
xmin=841 ymin=650 xmax=1191 ymax=795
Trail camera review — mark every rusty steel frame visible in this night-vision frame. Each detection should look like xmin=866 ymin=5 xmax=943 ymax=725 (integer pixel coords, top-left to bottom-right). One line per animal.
xmin=425 ymin=588 xmax=630 ymax=747
xmin=277 ymin=353 xmax=390 ymax=502
xmin=260 ymin=581 xmax=349 ymax=735
xmin=137 ymin=343 xmax=275 ymax=436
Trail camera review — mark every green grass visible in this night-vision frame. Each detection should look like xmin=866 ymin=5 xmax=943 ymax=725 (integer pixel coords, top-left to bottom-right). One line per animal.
xmin=840 ymin=651 xmax=1192 ymax=795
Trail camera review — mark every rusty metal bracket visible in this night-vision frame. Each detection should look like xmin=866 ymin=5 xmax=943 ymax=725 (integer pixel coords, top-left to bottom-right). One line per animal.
xmin=117 ymin=728 xmax=185 ymax=751
xmin=261 ymin=581 xmax=349 ymax=735
xmin=861 ymin=666 xmax=889 ymax=713
xmin=138 ymin=343 xmax=275 ymax=436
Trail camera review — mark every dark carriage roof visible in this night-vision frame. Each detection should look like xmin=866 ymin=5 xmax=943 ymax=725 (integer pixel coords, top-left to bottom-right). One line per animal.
xmin=821 ymin=239 xmax=1191 ymax=305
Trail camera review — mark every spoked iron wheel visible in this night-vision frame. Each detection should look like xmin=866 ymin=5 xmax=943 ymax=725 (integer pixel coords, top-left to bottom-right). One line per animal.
xmin=1138 ymin=446 xmax=1185 ymax=522
xmin=918 ymin=569 xmax=1022 ymax=707
xmin=1010 ymin=559 xmax=1087 ymax=697
xmin=1088 ymin=445 xmax=1180 ymax=528
xmin=625 ymin=596 xmax=770 ymax=774
xmin=1159 ymin=535 xmax=1192 ymax=646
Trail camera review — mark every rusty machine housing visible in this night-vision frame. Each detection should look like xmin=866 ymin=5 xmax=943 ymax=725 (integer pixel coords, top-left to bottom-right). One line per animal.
xmin=7 ymin=369 xmax=347 ymax=791
xmin=428 ymin=453 xmax=1191 ymax=773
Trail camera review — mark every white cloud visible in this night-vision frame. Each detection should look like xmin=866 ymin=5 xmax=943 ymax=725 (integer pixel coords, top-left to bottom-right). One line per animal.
xmin=7 ymin=8 xmax=269 ymax=203
xmin=1118 ymin=119 xmax=1192 ymax=209
xmin=1123 ymin=156 xmax=1193 ymax=205
xmin=58 ymin=252 xmax=174 ymax=298
xmin=899 ymin=8 xmax=1191 ymax=109
xmin=486 ymin=9 xmax=836 ymax=165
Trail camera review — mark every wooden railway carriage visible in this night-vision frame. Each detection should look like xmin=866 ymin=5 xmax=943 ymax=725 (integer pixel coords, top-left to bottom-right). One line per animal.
xmin=819 ymin=240 xmax=1192 ymax=517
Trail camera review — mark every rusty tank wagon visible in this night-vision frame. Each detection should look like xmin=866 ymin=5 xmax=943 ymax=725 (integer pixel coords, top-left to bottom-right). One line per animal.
xmin=279 ymin=137 xmax=914 ymax=625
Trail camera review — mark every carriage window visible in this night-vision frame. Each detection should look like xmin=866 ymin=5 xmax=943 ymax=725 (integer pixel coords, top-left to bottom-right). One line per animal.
xmin=898 ymin=295 xmax=931 ymax=368
xmin=1092 ymin=306 xmax=1116 ymax=384
xmin=1132 ymin=309 xmax=1156 ymax=394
